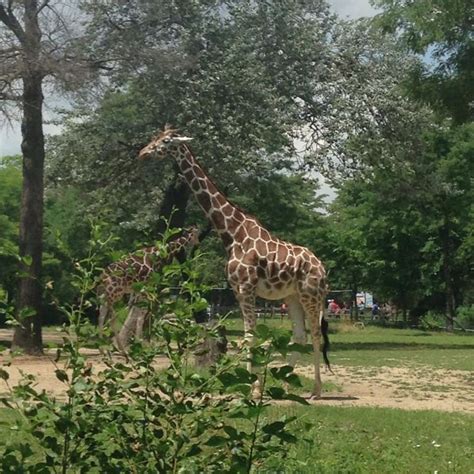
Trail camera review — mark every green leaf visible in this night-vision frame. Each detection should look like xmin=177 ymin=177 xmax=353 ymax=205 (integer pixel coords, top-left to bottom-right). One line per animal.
xmin=223 ymin=426 xmax=239 ymax=440
xmin=234 ymin=367 xmax=256 ymax=384
xmin=206 ymin=435 xmax=227 ymax=447
xmin=19 ymin=307 xmax=36 ymax=320
xmin=227 ymin=383 xmax=252 ymax=396
xmin=0 ymin=368 xmax=9 ymax=380
xmin=55 ymin=369 xmax=69 ymax=383
xmin=284 ymin=393 xmax=309 ymax=405
xmin=285 ymin=373 xmax=303 ymax=388
xmin=270 ymin=365 xmax=293 ymax=380
xmin=262 ymin=421 xmax=285 ymax=435
xmin=266 ymin=387 xmax=286 ymax=399
xmin=255 ymin=324 xmax=271 ymax=339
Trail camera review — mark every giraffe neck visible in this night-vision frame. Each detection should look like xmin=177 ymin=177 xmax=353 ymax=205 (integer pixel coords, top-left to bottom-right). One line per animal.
xmin=174 ymin=145 xmax=245 ymax=250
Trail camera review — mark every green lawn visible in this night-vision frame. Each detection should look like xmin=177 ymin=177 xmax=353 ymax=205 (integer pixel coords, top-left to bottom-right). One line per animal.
xmin=1 ymin=405 xmax=472 ymax=473
xmin=2 ymin=320 xmax=474 ymax=472
xmin=265 ymin=404 xmax=474 ymax=473
xmin=222 ymin=316 xmax=474 ymax=371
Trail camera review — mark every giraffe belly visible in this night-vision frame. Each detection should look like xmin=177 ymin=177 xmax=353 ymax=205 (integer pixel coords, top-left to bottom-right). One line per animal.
xmin=255 ymin=280 xmax=296 ymax=300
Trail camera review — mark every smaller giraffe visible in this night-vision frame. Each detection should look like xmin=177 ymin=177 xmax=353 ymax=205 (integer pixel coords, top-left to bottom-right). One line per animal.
xmin=97 ymin=226 xmax=200 ymax=348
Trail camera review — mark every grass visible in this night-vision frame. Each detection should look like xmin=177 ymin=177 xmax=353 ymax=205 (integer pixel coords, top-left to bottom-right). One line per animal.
xmin=222 ymin=316 xmax=474 ymax=372
xmin=1 ymin=318 xmax=473 ymax=472
xmin=2 ymin=404 xmax=472 ymax=474
xmin=264 ymin=404 xmax=474 ymax=473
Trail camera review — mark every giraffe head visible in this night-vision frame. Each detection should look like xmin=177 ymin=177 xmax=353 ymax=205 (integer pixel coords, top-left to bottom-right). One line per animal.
xmin=138 ymin=127 xmax=193 ymax=161
xmin=167 ymin=225 xmax=200 ymax=254
xmin=183 ymin=225 xmax=200 ymax=247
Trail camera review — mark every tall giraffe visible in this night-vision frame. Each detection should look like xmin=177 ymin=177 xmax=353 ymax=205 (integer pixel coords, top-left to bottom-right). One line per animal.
xmin=97 ymin=226 xmax=199 ymax=349
xmin=138 ymin=128 xmax=330 ymax=398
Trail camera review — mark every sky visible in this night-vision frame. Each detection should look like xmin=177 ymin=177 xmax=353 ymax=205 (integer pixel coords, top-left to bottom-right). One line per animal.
xmin=0 ymin=0 xmax=377 ymax=157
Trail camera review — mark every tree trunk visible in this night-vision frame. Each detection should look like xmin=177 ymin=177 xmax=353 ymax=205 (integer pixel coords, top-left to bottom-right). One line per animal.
xmin=12 ymin=1 xmax=44 ymax=354
xmin=441 ymin=215 xmax=456 ymax=332
xmin=155 ymin=170 xmax=191 ymax=237
xmin=351 ymin=284 xmax=359 ymax=320
xmin=402 ymin=307 xmax=407 ymax=324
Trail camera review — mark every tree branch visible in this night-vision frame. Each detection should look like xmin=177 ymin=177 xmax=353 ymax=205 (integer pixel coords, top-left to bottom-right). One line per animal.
xmin=0 ymin=3 xmax=26 ymax=44
xmin=0 ymin=90 xmax=20 ymax=100
xmin=37 ymin=0 xmax=50 ymax=15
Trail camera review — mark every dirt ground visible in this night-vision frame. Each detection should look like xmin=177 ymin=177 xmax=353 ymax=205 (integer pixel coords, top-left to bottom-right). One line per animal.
xmin=1 ymin=330 xmax=473 ymax=413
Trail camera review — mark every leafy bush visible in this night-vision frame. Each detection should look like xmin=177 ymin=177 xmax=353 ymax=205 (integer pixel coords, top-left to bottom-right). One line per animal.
xmin=0 ymin=226 xmax=311 ymax=473
xmin=419 ymin=311 xmax=446 ymax=330
xmin=456 ymin=305 xmax=474 ymax=329
xmin=420 ymin=307 xmax=474 ymax=331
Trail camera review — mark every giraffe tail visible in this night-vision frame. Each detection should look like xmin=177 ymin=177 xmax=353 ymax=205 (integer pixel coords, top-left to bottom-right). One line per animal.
xmin=321 ymin=316 xmax=333 ymax=374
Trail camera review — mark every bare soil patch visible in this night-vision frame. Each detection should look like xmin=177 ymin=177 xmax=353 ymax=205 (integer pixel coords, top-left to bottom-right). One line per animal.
xmin=1 ymin=345 xmax=472 ymax=413
xmin=297 ymin=365 xmax=474 ymax=413
xmin=1 ymin=329 xmax=472 ymax=412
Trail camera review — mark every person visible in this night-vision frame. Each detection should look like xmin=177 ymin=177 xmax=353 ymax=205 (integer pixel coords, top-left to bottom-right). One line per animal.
xmin=280 ymin=302 xmax=288 ymax=317
xmin=328 ymin=299 xmax=341 ymax=316
xmin=371 ymin=302 xmax=379 ymax=320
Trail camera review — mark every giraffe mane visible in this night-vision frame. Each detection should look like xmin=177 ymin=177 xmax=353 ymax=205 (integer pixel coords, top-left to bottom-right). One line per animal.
xmin=179 ymin=143 xmax=267 ymax=229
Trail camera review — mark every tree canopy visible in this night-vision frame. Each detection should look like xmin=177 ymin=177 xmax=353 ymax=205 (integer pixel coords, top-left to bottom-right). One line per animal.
xmin=0 ymin=0 xmax=472 ymax=337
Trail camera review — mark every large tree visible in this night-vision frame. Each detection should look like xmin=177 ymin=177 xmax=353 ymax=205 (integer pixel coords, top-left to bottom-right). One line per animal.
xmin=372 ymin=0 xmax=473 ymax=123
xmin=329 ymin=121 xmax=474 ymax=327
xmin=48 ymin=2 xmax=420 ymax=227
xmin=0 ymin=1 xmax=95 ymax=352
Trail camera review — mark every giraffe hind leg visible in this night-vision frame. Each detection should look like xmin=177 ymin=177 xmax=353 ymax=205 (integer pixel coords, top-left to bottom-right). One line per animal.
xmin=287 ymin=296 xmax=307 ymax=368
xmin=300 ymin=296 xmax=324 ymax=399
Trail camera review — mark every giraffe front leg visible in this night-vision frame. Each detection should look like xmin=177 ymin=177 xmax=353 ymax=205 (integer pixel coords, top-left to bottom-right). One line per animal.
xmin=98 ymin=302 xmax=109 ymax=337
xmin=135 ymin=309 xmax=147 ymax=340
xmin=235 ymin=289 xmax=261 ymax=396
xmin=131 ymin=295 xmax=147 ymax=341
xmin=237 ymin=292 xmax=256 ymax=372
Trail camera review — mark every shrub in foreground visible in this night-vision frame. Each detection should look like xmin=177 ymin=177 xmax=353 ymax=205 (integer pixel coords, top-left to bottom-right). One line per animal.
xmin=0 ymin=227 xmax=312 ymax=473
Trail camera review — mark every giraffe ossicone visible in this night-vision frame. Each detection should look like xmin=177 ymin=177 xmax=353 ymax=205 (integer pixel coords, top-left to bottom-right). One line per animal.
xmin=139 ymin=127 xmax=330 ymax=398
xmin=97 ymin=225 xmax=200 ymax=351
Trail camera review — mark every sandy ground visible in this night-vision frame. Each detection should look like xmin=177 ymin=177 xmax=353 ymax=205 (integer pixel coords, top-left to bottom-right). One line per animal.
xmin=1 ymin=330 xmax=473 ymax=413
xmin=297 ymin=365 xmax=474 ymax=413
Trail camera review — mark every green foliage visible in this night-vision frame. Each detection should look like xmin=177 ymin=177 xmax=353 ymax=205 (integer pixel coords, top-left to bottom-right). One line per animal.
xmin=372 ymin=0 xmax=474 ymax=122
xmin=456 ymin=305 xmax=474 ymax=330
xmin=0 ymin=156 xmax=22 ymax=309
xmin=419 ymin=311 xmax=447 ymax=331
xmin=0 ymin=227 xmax=310 ymax=472
xmin=47 ymin=0 xmax=423 ymax=226
xmin=327 ymin=121 xmax=474 ymax=322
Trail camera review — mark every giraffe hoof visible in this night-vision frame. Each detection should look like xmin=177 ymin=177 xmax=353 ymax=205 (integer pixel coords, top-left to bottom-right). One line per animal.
xmin=310 ymin=392 xmax=322 ymax=400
